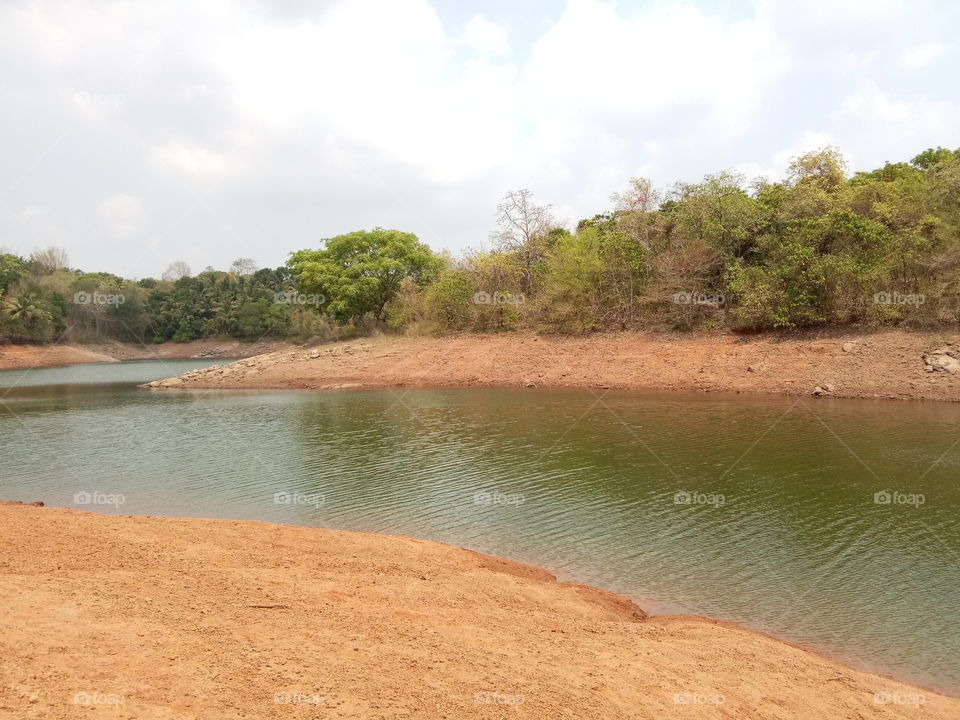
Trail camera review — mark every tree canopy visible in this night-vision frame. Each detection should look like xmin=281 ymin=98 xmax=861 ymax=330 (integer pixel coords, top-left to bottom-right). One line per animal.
xmin=3 ymin=145 xmax=960 ymax=344
xmin=288 ymin=228 xmax=441 ymax=322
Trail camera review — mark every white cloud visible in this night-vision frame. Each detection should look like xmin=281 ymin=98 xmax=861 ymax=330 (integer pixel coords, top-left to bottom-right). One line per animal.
xmin=463 ymin=15 xmax=510 ymax=57
xmin=899 ymin=43 xmax=947 ymax=69
xmin=829 ymin=85 xmax=960 ymax=168
xmin=98 ymin=194 xmax=143 ymax=237
xmin=0 ymin=0 xmax=958 ymax=275
xmin=149 ymin=142 xmax=236 ymax=179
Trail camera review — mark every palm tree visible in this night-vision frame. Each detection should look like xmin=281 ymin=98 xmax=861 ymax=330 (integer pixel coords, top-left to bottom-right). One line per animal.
xmin=3 ymin=293 xmax=53 ymax=327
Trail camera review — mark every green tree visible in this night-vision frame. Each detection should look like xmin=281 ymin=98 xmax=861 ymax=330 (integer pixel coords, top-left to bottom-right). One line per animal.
xmin=289 ymin=228 xmax=441 ymax=322
xmin=0 ymin=254 xmax=24 ymax=292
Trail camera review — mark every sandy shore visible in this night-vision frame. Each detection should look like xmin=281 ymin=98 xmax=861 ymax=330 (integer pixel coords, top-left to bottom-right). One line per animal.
xmin=146 ymin=329 xmax=960 ymax=402
xmin=0 ymin=502 xmax=955 ymax=719
xmin=0 ymin=340 xmax=291 ymax=371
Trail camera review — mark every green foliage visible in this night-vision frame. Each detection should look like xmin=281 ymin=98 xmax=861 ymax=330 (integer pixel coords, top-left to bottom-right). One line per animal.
xmin=5 ymin=144 xmax=960 ymax=345
xmin=0 ymin=254 xmax=24 ymax=292
xmin=533 ymin=229 xmax=604 ymax=333
xmin=911 ymin=147 xmax=960 ymax=170
xmin=0 ymin=286 xmax=63 ymax=342
xmin=667 ymin=172 xmax=766 ymax=259
xmin=423 ymin=271 xmax=474 ymax=332
xmin=235 ymin=298 xmax=292 ymax=339
xmin=289 ymin=228 xmax=441 ymax=322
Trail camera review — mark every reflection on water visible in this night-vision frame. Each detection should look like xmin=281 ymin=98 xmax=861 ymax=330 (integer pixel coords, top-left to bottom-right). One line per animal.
xmin=1 ymin=359 xmax=958 ymax=694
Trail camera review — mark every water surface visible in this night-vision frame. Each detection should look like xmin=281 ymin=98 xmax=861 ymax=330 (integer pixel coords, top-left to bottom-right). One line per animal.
xmin=1 ymin=359 xmax=958 ymax=694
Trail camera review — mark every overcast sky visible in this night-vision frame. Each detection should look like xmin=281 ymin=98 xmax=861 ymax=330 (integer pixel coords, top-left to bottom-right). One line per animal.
xmin=1 ymin=0 xmax=958 ymax=278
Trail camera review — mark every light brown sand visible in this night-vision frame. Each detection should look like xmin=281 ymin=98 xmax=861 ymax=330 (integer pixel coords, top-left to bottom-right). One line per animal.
xmin=147 ymin=329 xmax=960 ymax=402
xmin=1 ymin=503 xmax=955 ymax=719
xmin=0 ymin=340 xmax=289 ymax=371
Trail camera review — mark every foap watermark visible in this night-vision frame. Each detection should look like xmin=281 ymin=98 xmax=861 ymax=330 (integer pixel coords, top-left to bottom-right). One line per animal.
xmin=673 ymin=691 xmax=725 ymax=706
xmin=274 ymin=691 xmax=325 ymax=706
xmin=74 ymin=491 xmax=125 ymax=508
xmin=273 ymin=291 xmax=324 ymax=307
xmin=674 ymin=490 xmax=726 ymax=507
xmin=474 ymin=691 xmax=525 ymax=705
xmin=473 ymin=490 xmax=525 ymax=506
xmin=273 ymin=491 xmax=324 ymax=508
xmin=73 ymin=691 xmax=125 ymax=706
xmin=874 ymin=690 xmax=925 ymax=707
xmin=672 ymin=291 xmax=725 ymax=307
xmin=472 ymin=290 xmax=525 ymax=306
xmin=73 ymin=291 xmax=125 ymax=306
xmin=873 ymin=490 xmax=925 ymax=508
xmin=75 ymin=91 xmax=125 ymax=108
xmin=873 ymin=291 xmax=925 ymax=306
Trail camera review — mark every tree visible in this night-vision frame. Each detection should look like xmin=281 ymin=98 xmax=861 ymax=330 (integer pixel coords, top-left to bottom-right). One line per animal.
xmin=532 ymin=230 xmax=604 ymax=333
xmin=229 ymin=257 xmax=258 ymax=276
xmin=1 ymin=291 xmax=57 ymax=341
xmin=911 ymin=147 xmax=959 ymax=170
xmin=494 ymin=189 xmax=558 ymax=294
xmin=423 ymin=271 xmax=474 ymax=332
xmin=787 ymin=147 xmax=848 ymax=189
xmin=28 ymin=246 xmax=68 ymax=274
xmin=611 ymin=177 xmax=660 ymax=213
xmin=289 ymin=228 xmax=441 ymax=322
xmin=162 ymin=261 xmax=191 ymax=281
xmin=0 ymin=254 xmax=24 ymax=292
xmin=667 ymin=171 xmax=765 ymax=260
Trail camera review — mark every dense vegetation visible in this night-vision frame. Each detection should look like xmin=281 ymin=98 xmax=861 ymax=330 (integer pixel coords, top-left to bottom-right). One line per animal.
xmin=2 ymin=146 xmax=959 ymax=345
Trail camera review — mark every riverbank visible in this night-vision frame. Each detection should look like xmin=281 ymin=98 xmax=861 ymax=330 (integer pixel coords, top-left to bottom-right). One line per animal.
xmin=1 ymin=502 xmax=955 ymax=719
xmin=0 ymin=339 xmax=291 ymax=371
xmin=147 ymin=329 xmax=960 ymax=402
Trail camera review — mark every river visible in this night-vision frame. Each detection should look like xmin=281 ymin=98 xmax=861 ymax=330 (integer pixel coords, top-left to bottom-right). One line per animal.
xmin=1 ymin=358 xmax=957 ymax=694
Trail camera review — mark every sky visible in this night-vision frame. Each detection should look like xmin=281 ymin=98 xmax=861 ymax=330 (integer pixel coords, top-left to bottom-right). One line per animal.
xmin=1 ymin=0 xmax=958 ymax=279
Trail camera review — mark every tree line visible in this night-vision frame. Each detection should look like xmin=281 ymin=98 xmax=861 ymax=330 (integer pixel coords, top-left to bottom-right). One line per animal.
xmin=2 ymin=145 xmax=959 ymax=346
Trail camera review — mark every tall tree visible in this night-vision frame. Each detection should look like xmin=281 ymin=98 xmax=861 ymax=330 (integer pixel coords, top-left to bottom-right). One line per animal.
xmin=289 ymin=228 xmax=441 ymax=322
xmin=494 ymin=189 xmax=558 ymax=294
xmin=28 ymin=246 xmax=68 ymax=274
xmin=229 ymin=258 xmax=258 ymax=276
xmin=162 ymin=261 xmax=192 ymax=281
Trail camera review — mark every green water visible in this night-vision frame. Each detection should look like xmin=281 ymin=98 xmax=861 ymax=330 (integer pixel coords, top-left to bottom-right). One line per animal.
xmin=1 ymin=359 xmax=958 ymax=694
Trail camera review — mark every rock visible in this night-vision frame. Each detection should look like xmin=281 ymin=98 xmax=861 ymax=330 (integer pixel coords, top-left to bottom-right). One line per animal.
xmin=841 ymin=342 xmax=856 ymax=353
xmin=923 ymin=352 xmax=960 ymax=374
xmin=813 ymin=385 xmax=832 ymax=396
xmin=308 ymin=351 xmax=321 ymax=359
xmin=525 ymin=382 xmax=536 ymax=388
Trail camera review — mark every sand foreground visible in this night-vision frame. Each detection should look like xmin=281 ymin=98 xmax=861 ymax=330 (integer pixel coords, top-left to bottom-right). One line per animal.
xmin=0 ymin=502 xmax=955 ymax=719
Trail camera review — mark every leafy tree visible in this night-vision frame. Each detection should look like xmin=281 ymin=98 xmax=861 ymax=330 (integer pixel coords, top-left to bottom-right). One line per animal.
xmin=911 ymin=147 xmax=960 ymax=170
xmin=533 ymin=230 xmax=604 ymax=333
xmin=423 ymin=271 xmax=474 ymax=332
xmin=289 ymin=228 xmax=441 ymax=322
xmin=235 ymin=298 xmax=291 ymax=338
xmin=0 ymin=254 xmax=24 ymax=292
